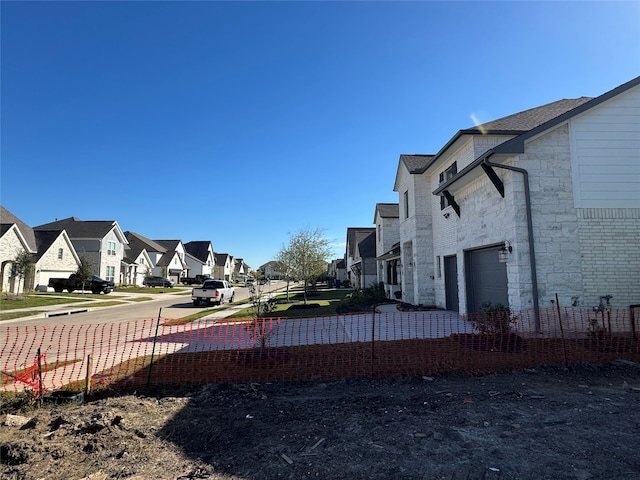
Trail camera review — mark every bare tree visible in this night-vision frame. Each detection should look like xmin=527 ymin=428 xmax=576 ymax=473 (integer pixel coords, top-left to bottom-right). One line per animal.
xmin=278 ymin=227 xmax=332 ymax=305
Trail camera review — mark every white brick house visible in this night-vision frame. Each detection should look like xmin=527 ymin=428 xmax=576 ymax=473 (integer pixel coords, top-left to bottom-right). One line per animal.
xmin=393 ymin=155 xmax=437 ymax=306
xmin=345 ymin=227 xmax=377 ymax=289
xmin=373 ymin=203 xmax=401 ymax=299
xmin=398 ymin=76 xmax=640 ymax=323
xmin=1 ymin=206 xmax=81 ymax=292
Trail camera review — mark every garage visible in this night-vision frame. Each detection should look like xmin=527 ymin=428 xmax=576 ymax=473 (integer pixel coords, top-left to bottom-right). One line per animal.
xmin=465 ymin=245 xmax=508 ymax=313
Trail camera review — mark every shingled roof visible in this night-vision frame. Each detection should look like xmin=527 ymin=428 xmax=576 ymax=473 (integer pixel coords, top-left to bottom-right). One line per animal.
xmin=184 ymin=241 xmax=212 ymax=263
xmin=124 ymin=231 xmax=167 ymax=253
xmin=466 ymin=97 xmax=593 ymax=134
xmin=374 ymin=203 xmax=399 ymax=222
xmin=399 ymin=154 xmax=435 ymax=173
xmin=346 ymin=227 xmax=376 ymax=258
xmin=35 ymin=217 xmax=123 ymax=240
xmin=0 ymin=206 xmax=36 ymax=252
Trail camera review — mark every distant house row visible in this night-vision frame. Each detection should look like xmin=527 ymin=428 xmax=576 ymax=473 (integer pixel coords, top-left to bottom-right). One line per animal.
xmin=0 ymin=212 xmax=252 ymax=292
xmin=336 ymin=76 xmax=640 ymax=316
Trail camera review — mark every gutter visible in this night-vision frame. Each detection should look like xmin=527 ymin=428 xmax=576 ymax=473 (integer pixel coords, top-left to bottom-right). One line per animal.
xmin=483 ymin=153 xmax=542 ymax=333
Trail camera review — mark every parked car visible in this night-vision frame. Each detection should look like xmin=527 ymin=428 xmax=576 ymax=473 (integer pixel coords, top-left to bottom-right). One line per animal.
xmin=143 ymin=276 xmax=175 ymax=288
xmin=48 ymin=274 xmax=115 ymax=294
xmin=180 ymin=274 xmax=212 ymax=285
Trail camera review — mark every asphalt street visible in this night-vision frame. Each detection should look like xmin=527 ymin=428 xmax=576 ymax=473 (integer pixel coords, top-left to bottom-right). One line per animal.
xmin=3 ymin=280 xmax=287 ymax=327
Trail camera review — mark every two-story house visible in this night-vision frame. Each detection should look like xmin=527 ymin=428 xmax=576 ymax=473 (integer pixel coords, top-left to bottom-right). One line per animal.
xmin=345 ymin=227 xmax=376 ymax=289
xmin=214 ymin=253 xmax=234 ymax=281
xmin=34 ymin=217 xmax=127 ymax=283
xmin=393 ymin=155 xmax=437 ymax=306
xmin=184 ymin=241 xmax=215 ymax=279
xmin=121 ymin=243 xmax=154 ymax=286
xmin=1 ymin=206 xmax=81 ymax=293
xmin=373 ymin=203 xmax=400 ymax=299
xmin=395 ymin=76 xmax=640 ymax=330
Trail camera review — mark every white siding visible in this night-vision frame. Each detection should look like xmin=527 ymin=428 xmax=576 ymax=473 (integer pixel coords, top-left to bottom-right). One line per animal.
xmin=570 ymin=84 xmax=640 ymax=208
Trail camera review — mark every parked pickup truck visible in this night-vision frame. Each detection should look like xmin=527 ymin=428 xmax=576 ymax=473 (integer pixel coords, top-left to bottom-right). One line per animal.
xmin=49 ymin=274 xmax=115 ymax=294
xmin=191 ymin=279 xmax=235 ymax=306
xmin=180 ymin=274 xmax=212 ymax=285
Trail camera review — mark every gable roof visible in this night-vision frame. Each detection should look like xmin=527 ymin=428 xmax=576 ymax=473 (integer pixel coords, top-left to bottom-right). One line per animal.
xmin=155 ymin=240 xmax=182 ymax=251
xmin=35 ymin=217 xmax=128 ymax=243
xmin=184 ymin=241 xmax=212 ymax=263
xmin=355 ymin=230 xmax=376 ymax=258
xmin=215 ymin=253 xmax=230 ymax=266
xmin=33 ymin=230 xmax=63 ymax=261
xmin=124 ymin=231 xmax=167 ymax=253
xmin=346 ymin=227 xmax=376 ymax=257
xmin=434 ymin=76 xmax=640 ymax=196
xmin=400 ymin=154 xmax=435 ymax=173
xmin=374 ymin=203 xmax=399 ymax=222
xmin=33 ymin=229 xmax=80 ymax=263
xmin=156 ymin=251 xmax=183 ymax=267
xmin=393 ymin=155 xmax=436 ymax=191
xmin=0 ymin=206 xmax=37 ymax=252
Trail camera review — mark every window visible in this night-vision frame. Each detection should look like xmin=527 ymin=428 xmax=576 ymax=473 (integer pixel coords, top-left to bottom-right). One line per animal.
xmin=57 ymin=248 xmax=63 ymax=260
xmin=403 ymin=190 xmax=409 ymax=219
xmin=139 ymin=258 xmax=144 ymax=266
xmin=105 ymin=266 xmax=115 ymax=282
xmin=436 ymin=256 xmax=441 ymax=278
xmin=107 ymin=241 xmax=116 ymax=256
xmin=439 ymin=162 xmax=457 ymax=210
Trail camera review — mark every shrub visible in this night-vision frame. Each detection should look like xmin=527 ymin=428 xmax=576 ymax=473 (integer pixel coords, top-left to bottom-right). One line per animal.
xmin=471 ymin=302 xmax=517 ymax=336
xmin=339 ymin=282 xmax=387 ymax=312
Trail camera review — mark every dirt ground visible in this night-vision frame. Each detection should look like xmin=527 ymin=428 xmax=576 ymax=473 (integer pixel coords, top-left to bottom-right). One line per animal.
xmin=2 ymin=360 xmax=640 ymax=480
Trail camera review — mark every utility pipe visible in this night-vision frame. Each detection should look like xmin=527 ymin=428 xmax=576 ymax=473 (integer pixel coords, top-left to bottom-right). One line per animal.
xmin=483 ymin=156 xmax=542 ymax=333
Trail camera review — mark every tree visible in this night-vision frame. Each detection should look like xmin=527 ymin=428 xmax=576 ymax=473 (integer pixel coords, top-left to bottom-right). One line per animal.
xmin=75 ymin=255 xmax=94 ymax=293
xmin=278 ymin=227 xmax=332 ymax=305
xmin=12 ymin=251 xmax=35 ymax=294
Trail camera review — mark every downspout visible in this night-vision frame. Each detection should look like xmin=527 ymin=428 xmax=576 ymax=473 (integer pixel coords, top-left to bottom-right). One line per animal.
xmin=483 ymin=155 xmax=542 ymax=334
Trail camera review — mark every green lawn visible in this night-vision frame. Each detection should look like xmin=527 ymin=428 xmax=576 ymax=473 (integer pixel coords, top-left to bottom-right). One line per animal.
xmin=165 ymin=288 xmax=352 ymax=326
xmin=0 ymin=310 xmax=46 ymax=321
xmin=0 ymin=294 xmax=90 ymax=311
xmin=224 ymin=289 xmax=353 ymax=319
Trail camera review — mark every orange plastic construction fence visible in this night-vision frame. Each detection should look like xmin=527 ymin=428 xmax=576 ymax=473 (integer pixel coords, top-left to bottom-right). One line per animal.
xmin=2 ymin=307 xmax=639 ymax=393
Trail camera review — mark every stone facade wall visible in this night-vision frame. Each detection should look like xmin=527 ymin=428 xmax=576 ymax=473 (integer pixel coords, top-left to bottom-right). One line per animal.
xmin=35 ymin=235 xmax=81 ymax=291
xmin=0 ymin=228 xmax=25 ymax=293
xmin=396 ymin=166 xmax=436 ymax=305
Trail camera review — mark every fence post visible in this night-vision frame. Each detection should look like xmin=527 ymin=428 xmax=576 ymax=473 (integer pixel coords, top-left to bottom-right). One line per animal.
xmin=555 ymin=294 xmax=568 ymax=368
xmin=370 ymin=304 xmax=376 ymax=377
xmin=146 ymin=308 xmax=162 ymax=388
xmin=37 ymin=347 xmax=43 ymax=406
xmin=85 ymin=353 xmax=93 ymax=396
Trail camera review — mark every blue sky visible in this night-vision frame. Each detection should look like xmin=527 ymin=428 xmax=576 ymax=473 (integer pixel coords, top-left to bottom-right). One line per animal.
xmin=2 ymin=1 xmax=639 ymax=269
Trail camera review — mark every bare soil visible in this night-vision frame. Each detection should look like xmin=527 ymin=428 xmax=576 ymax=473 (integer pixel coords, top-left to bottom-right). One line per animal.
xmin=2 ymin=361 xmax=640 ymax=480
